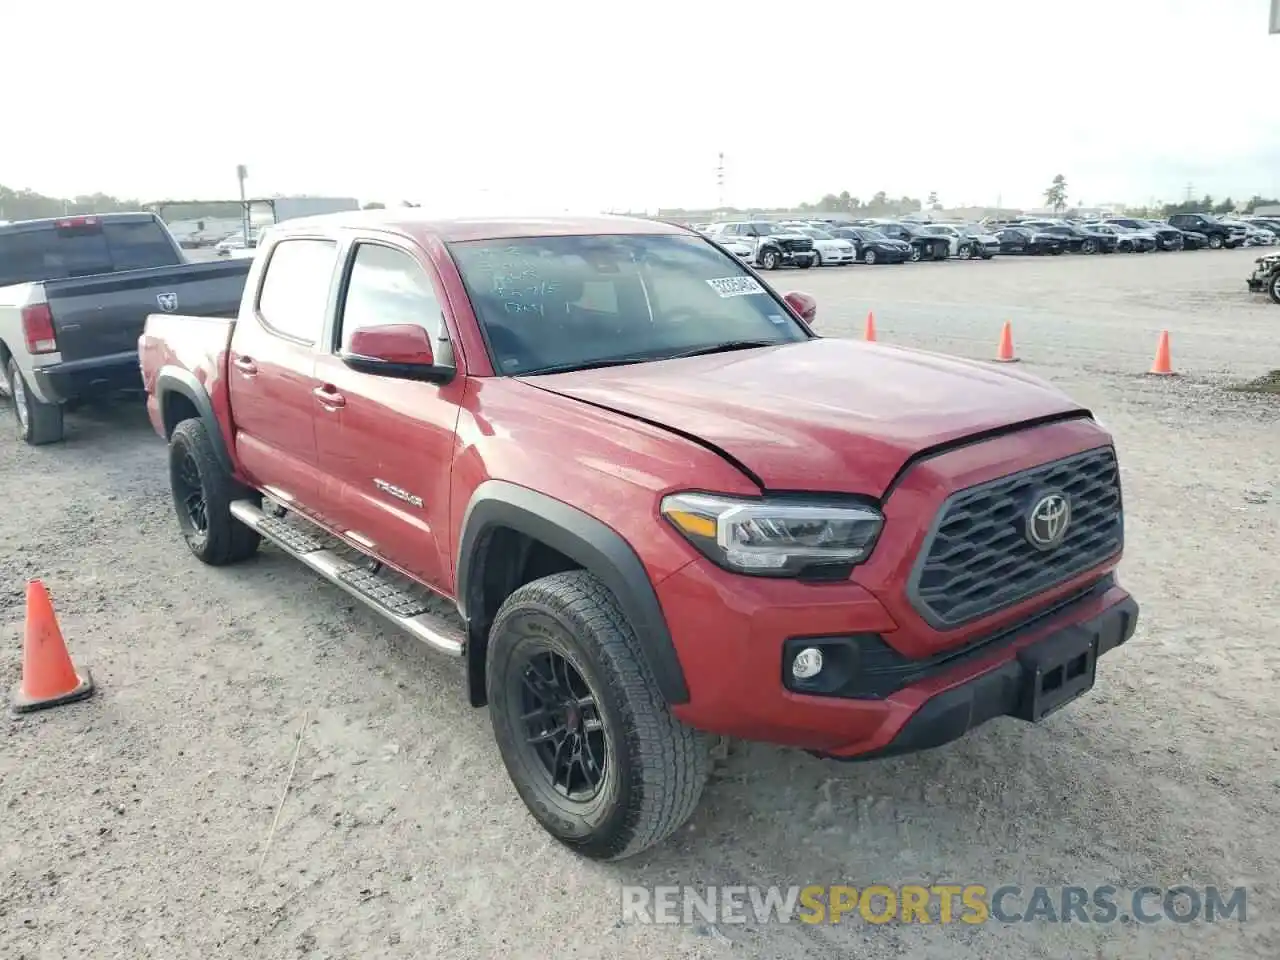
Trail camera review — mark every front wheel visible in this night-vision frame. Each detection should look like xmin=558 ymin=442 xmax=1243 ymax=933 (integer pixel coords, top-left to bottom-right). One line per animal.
xmin=6 ymin=357 xmax=64 ymax=446
xmin=759 ymin=248 xmax=780 ymax=270
xmin=1081 ymin=238 xmax=1098 ymax=255
xmin=863 ymin=249 xmax=878 ymax=265
xmin=486 ymin=570 xmax=710 ymax=861
xmin=960 ymin=244 xmax=974 ymax=260
xmin=909 ymin=246 xmax=922 ymax=262
xmin=811 ymin=251 xmax=824 ymax=267
xmin=168 ymin=418 xmax=261 ymax=565
xmin=1208 ymin=234 xmax=1224 ymax=250
xmin=1270 ymin=273 xmax=1280 ymax=305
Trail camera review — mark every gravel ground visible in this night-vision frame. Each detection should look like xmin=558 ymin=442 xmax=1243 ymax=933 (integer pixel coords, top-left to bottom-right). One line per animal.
xmin=1 ymin=246 xmax=1277 ymax=960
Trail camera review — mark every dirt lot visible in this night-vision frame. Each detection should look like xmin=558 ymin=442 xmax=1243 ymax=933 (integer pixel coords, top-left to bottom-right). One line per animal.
xmin=1 ymin=247 xmax=1277 ymax=960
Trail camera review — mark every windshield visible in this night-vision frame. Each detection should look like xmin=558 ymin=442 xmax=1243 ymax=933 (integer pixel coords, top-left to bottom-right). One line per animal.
xmin=857 ymin=229 xmax=889 ymax=241
xmin=750 ymin=223 xmax=778 ymax=235
xmin=449 ymin=233 xmax=811 ymax=375
xmin=800 ymin=228 xmax=834 ymax=240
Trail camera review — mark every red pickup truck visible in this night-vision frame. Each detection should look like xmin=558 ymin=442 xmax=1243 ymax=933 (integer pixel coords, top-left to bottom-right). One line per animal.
xmin=138 ymin=212 xmax=1139 ymax=861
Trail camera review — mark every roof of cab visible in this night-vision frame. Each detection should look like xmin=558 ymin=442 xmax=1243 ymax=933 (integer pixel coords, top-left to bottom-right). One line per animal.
xmin=271 ymin=210 xmax=691 ymax=244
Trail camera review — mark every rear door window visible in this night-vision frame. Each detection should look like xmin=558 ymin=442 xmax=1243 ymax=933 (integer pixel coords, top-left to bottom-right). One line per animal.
xmin=256 ymin=238 xmax=339 ymax=344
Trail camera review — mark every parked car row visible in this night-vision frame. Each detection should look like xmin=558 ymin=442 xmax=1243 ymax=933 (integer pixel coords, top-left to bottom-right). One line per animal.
xmin=687 ymin=212 xmax=1273 ymax=269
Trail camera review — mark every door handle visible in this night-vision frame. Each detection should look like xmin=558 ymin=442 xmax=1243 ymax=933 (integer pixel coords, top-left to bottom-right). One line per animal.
xmin=232 ymin=355 xmax=258 ymax=375
xmin=313 ymin=385 xmax=346 ymax=409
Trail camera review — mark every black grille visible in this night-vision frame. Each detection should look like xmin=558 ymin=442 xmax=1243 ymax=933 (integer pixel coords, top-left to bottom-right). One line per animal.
xmin=781 ymin=238 xmax=813 ymax=253
xmin=908 ymin=446 xmax=1122 ymax=629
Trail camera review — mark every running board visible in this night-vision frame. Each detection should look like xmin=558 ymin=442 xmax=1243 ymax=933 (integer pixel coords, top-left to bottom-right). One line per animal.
xmin=228 ymin=499 xmax=465 ymax=657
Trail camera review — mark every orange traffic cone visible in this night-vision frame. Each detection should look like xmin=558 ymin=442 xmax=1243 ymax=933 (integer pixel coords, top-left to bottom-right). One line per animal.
xmin=1148 ymin=330 xmax=1175 ymax=376
xmin=994 ymin=321 xmax=1019 ymax=362
xmin=864 ymin=311 xmax=877 ymax=341
xmin=10 ymin=580 xmax=95 ymax=714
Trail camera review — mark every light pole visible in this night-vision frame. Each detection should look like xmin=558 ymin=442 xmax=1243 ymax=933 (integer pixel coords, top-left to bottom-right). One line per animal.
xmin=236 ymin=164 xmax=249 ymax=240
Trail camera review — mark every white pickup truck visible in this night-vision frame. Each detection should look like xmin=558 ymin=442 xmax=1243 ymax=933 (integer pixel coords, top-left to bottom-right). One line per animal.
xmin=0 ymin=212 xmax=251 ymax=445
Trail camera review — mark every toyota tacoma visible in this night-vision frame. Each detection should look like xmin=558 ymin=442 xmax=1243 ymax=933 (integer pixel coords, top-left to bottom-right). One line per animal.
xmin=138 ymin=212 xmax=1140 ymax=861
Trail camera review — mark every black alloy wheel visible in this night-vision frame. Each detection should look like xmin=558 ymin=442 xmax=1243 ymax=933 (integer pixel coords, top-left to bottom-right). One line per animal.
xmin=173 ymin=446 xmax=209 ymax=542
xmin=514 ymin=648 xmax=608 ymax=801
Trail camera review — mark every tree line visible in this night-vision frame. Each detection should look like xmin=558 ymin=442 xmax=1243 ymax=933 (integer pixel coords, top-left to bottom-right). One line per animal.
xmin=0 ymin=184 xmax=244 ymax=221
xmin=0 ymin=184 xmax=407 ymax=222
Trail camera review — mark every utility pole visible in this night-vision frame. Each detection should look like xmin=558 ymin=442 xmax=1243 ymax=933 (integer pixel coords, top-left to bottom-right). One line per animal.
xmin=716 ymin=152 xmax=725 ymax=211
xmin=237 ymin=164 xmax=249 ymax=240
xmin=1185 ymin=182 xmax=1194 ymax=203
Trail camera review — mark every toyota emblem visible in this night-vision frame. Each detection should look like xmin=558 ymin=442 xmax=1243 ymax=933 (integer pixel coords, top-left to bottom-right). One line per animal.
xmin=1026 ymin=493 xmax=1070 ymax=550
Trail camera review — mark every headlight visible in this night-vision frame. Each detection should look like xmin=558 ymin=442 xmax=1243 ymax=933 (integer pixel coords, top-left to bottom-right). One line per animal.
xmin=660 ymin=492 xmax=883 ymax=578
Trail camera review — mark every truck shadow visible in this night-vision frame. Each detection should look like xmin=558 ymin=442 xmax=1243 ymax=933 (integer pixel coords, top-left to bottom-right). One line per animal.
xmin=207 ymin=547 xmax=1211 ymax=957
xmin=62 ymin=398 xmax=158 ymax=447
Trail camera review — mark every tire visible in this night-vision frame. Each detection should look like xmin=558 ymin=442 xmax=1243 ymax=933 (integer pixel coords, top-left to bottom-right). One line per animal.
xmin=863 ymin=249 xmax=877 ymax=265
xmin=759 ymin=248 xmax=780 ymax=270
xmin=6 ymin=357 xmax=64 ymax=446
xmin=1208 ymin=234 xmax=1223 ymax=250
xmin=796 ymin=256 xmax=813 ymax=270
xmin=909 ymin=245 xmax=922 ymax=262
xmin=1270 ymin=273 xmax=1280 ymax=305
xmin=960 ymin=244 xmax=974 ymax=260
xmin=168 ymin=418 xmax=261 ymax=565
xmin=1081 ymin=238 xmax=1098 ymax=255
xmin=812 ymin=251 xmax=824 ymax=267
xmin=486 ymin=570 xmax=710 ymax=861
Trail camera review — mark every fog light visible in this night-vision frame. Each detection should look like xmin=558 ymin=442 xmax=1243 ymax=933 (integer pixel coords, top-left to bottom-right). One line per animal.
xmin=792 ymin=647 xmax=824 ymax=680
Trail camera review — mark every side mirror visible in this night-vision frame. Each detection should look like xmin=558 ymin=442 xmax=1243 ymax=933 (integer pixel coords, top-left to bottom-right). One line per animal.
xmin=784 ymin=291 xmax=817 ymax=324
xmin=342 ymin=323 xmax=454 ymax=382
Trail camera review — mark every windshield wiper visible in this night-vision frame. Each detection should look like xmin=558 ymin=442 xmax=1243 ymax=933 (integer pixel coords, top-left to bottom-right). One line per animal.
xmin=520 ymin=339 xmax=780 ymax=375
xmin=522 ymin=356 xmax=656 ymax=375
xmin=660 ymin=339 xmax=781 ymax=361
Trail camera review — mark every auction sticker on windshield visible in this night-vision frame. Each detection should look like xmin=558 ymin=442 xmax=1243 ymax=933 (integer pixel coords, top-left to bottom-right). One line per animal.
xmin=707 ymin=276 xmax=766 ymax=298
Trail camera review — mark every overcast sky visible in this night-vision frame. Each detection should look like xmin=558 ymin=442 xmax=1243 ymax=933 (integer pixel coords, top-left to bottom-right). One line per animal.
xmin=3 ymin=0 xmax=1277 ymax=214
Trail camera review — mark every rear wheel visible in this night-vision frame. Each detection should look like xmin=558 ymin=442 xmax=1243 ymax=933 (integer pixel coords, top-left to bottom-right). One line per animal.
xmin=909 ymin=245 xmax=922 ymax=262
xmin=863 ymin=249 xmax=878 ymax=265
xmin=486 ymin=570 xmax=710 ymax=861
xmin=168 ymin=418 xmax=261 ymax=565
xmin=1208 ymin=234 xmax=1224 ymax=250
xmin=6 ymin=358 xmax=64 ymax=446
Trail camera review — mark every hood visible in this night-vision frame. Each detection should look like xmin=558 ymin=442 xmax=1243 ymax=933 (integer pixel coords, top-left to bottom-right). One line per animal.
xmin=518 ymin=338 xmax=1086 ymax=496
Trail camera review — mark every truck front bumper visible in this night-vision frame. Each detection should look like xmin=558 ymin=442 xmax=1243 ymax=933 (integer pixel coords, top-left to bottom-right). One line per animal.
xmin=33 ymin=351 xmax=144 ymax=405
xmin=661 ymin=560 xmax=1139 ymax=759
xmin=818 ymin=589 xmax=1139 ymax=760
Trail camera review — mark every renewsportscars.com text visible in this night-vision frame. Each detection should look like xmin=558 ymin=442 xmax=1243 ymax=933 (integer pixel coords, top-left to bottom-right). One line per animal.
xmin=621 ymin=884 xmax=1247 ymax=926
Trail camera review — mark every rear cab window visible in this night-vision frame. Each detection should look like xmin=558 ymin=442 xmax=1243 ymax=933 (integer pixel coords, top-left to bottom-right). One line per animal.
xmin=447 ymin=233 xmax=811 ymax=376
xmin=0 ymin=215 xmax=182 ymax=286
